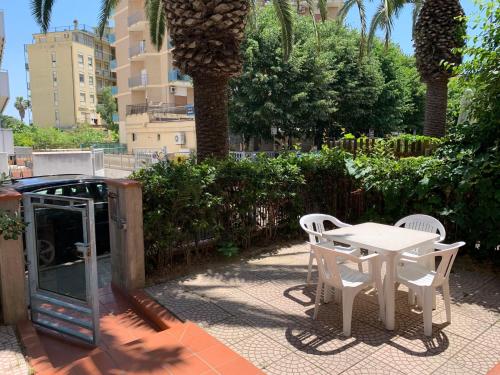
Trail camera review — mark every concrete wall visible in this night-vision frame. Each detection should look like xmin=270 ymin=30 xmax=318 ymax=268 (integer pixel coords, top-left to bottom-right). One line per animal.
xmin=32 ymin=150 xmax=104 ymax=176
xmin=0 ymin=128 xmax=14 ymax=154
xmin=0 ymin=152 xmax=8 ymax=175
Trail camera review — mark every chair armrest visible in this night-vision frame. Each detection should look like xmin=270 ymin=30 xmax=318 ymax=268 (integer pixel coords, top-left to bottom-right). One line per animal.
xmin=358 ymin=253 xmax=380 ymax=263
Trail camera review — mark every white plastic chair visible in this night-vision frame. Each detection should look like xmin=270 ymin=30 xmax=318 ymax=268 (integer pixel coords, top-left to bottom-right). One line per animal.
xmin=312 ymin=244 xmax=385 ymax=336
xmin=300 ymin=214 xmax=361 ymax=284
xmin=396 ymin=241 xmax=465 ymax=336
xmin=395 ymin=214 xmax=447 ymax=305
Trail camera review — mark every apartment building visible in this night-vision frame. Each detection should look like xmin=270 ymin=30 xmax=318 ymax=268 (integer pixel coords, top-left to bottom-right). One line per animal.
xmin=0 ymin=11 xmax=9 ymax=114
xmin=26 ymin=21 xmax=116 ymax=128
xmin=112 ymin=0 xmax=195 ymax=153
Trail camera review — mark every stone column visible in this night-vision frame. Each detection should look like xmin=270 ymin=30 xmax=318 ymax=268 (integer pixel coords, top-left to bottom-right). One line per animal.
xmin=106 ymin=179 xmax=145 ymax=291
xmin=0 ymin=189 xmax=28 ymax=324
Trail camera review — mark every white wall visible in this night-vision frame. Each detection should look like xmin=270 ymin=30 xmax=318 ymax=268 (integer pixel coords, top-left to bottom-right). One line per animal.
xmin=0 ymin=129 xmax=14 ymax=155
xmin=0 ymin=152 xmax=8 ymax=176
xmin=32 ymin=151 xmax=104 ymax=176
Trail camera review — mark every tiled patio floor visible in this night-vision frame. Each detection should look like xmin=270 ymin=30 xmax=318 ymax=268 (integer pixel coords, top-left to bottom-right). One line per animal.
xmin=0 ymin=326 xmax=30 ymax=374
xmin=147 ymin=242 xmax=500 ymax=375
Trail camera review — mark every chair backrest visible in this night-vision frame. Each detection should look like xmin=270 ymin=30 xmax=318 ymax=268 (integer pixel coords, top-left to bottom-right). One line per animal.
xmin=431 ymin=242 xmax=465 ymax=287
xmin=395 ymin=214 xmax=446 ymax=242
xmin=299 ymin=214 xmax=351 ymax=244
xmin=311 ymin=244 xmax=344 ymax=289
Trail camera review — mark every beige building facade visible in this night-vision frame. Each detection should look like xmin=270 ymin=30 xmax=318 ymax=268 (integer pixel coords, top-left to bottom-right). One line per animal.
xmin=0 ymin=11 xmax=10 ymax=114
xmin=27 ymin=23 xmax=116 ymax=128
xmin=112 ymin=0 xmax=195 ymax=153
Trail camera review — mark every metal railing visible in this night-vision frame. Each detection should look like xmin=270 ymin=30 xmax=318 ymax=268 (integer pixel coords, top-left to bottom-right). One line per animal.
xmin=128 ymin=74 xmax=147 ymax=88
xmin=125 ymin=103 xmax=195 ymax=121
xmin=168 ymin=68 xmax=191 ymax=82
xmin=128 ymin=11 xmax=145 ymax=27
xmin=129 ymin=41 xmax=146 ymax=58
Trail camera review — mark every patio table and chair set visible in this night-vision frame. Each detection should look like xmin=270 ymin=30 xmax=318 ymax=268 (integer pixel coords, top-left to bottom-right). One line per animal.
xmin=299 ymin=213 xmax=465 ymax=337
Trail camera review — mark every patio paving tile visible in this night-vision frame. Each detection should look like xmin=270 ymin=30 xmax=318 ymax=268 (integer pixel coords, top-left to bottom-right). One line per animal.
xmin=229 ymin=331 xmax=292 ymax=369
xmin=148 ymin=242 xmax=498 ymax=375
xmin=451 ymin=340 xmax=500 ymax=374
xmin=339 ymin=355 xmax=405 ymax=375
xmin=375 ymin=341 xmax=448 ymax=375
xmin=432 ymin=359 xmax=483 ymax=375
xmin=204 ymin=316 xmax=257 ymax=345
xmin=174 ymin=301 xmax=232 ymax=327
xmin=264 ymin=351 xmax=329 ymax=375
xmin=432 ymin=309 xmax=491 ymax=340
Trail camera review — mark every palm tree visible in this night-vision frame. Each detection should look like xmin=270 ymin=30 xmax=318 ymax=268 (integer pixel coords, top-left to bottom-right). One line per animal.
xmin=14 ymin=97 xmax=30 ymax=122
xmin=31 ymin=0 xmax=296 ymax=160
xmin=339 ymin=0 xmax=423 ymax=55
xmin=414 ymin=0 xmax=465 ymax=137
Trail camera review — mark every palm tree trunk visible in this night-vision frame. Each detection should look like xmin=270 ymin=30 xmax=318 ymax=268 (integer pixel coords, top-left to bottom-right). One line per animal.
xmin=423 ymin=79 xmax=448 ymax=137
xmin=192 ymin=74 xmax=230 ymax=161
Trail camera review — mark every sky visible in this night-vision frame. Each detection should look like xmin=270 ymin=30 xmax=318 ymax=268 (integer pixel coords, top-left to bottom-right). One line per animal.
xmin=1 ymin=0 xmax=480 ymax=119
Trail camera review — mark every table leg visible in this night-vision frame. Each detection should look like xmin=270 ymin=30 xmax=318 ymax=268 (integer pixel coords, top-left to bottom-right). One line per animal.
xmin=384 ymin=253 xmax=396 ymax=330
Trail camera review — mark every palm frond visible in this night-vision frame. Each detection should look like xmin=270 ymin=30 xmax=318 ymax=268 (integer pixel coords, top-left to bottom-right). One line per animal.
xmin=337 ymin=0 xmax=357 ymax=23
xmin=145 ymin=0 xmax=166 ymax=50
xmin=338 ymin=0 xmax=367 ymax=58
xmin=97 ymin=0 xmax=119 ymax=37
xmin=411 ymin=0 xmax=423 ymax=37
xmin=31 ymin=0 xmax=56 ymax=33
xmin=272 ymin=0 xmax=294 ymax=60
xmin=317 ymin=0 xmax=328 ymax=22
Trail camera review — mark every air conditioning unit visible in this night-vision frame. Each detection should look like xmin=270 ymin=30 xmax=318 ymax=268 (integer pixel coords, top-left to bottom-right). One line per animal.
xmin=169 ymin=86 xmax=176 ymax=94
xmin=174 ymin=132 xmax=186 ymax=145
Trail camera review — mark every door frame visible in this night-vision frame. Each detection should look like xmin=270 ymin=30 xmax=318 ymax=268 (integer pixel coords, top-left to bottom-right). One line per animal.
xmin=23 ymin=192 xmax=100 ymax=345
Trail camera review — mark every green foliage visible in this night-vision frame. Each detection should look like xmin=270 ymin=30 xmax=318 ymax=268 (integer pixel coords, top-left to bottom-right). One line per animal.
xmin=96 ymin=87 xmax=118 ymax=132
xmin=1 ymin=119 xmax=117 ymax=149
xmin=0 ymin=209 xmax=26 ymax=241
xmin=230 ymin=8 xmax=425 ymax=146
xmin=217 ymin=242 xmax=240 ymax=258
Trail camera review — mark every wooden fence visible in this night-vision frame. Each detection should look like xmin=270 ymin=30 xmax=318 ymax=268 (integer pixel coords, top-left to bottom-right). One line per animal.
xmin=333 ymin=138 xmax=438 ymax=157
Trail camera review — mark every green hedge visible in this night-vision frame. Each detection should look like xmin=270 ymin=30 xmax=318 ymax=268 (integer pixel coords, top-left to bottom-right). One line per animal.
xmin=133 ymin=144 xmax=499 ymax=273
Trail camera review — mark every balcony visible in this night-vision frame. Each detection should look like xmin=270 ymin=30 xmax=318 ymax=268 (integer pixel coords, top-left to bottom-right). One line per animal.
xmin=128 ymin=74 xmax=147 ymax=90
xmin=126 ymin=102 xmax=194 ymax=122
xmin=111 ymin=86 xmax=118 ymax=95
xmin=128 ymin=11 xmax=146 ymax=31
xmin=129 ymin=41 xmax=147 ymax=59
xmin=110 ymin=59 xmax=117 ymax=71
xmin=0 ymin=70 xmax=10 ymax=113
xmin=168 ymin=69 xmax=192 ymax=86
xmin=107 ymin=33 xmax=116 ymax=44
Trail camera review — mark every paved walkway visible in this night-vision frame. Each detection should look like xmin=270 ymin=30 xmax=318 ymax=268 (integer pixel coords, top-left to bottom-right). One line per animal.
xmin=0 ymin=325 xmax=30 ymax=374
xmin=147 ymin=242 xmax=500 ymax=375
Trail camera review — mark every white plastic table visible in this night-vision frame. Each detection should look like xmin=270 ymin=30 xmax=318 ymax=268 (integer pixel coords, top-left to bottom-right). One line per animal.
xmin=323 ymin=222 xmax=439 ymax=330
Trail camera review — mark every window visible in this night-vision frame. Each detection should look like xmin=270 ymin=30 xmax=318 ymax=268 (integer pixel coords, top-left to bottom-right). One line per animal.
xmin=103 ymin=62 xmax=109 ymax=70
xmin=53 ymin=92 xmax=58 ymax=106
xmin=55 ymin=110 xmax=60 ymax=126
xmin=78 ymin=53 xmax=84 ymax=67
xmin=157 ymin=134 xmax=161 ymax=141
xmin=79 ymin=73 xmax=85 ymax=86
xmin=52 ymin=71 xmax=57 ymax=86
xmin=88 ymin=56 xmax=93 ymax=67
xmin=89 ymin=76 xmax=94 ymax=86
xmin=51 ymin=52 xmax=56 ymax=67
xmin=90 ymin=94 xmax=95 ymax=104
xmin=132 ymin=133 xmax=136 ymax=142
xmin=80 ymin=92 xmax=86 ymax=103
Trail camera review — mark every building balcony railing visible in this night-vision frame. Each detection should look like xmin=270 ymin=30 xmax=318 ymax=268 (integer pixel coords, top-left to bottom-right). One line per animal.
xmin=129 ymin=41 xmax=146 ymax=58
xmin=107 ymin=33 xmax=116 ymax=44
xmin=126 ymin=103 xmax=194 ymax=122
xmin=168 ymin=68 xmax=191 ymax=82
xmin=128 ymin=11 xmax=146 ymax=28
xmin=128 ymin=74 xmax=148 ymax=88
xmin=110 ymin=59 xmax=117 ymax=70
xmin=111 ymin=86 xmax=118 ymax=95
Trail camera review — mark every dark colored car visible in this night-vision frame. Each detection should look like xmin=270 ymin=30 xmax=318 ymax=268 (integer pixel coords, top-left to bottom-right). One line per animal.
xmin=8 ymin=175 xmax=110 ymax=266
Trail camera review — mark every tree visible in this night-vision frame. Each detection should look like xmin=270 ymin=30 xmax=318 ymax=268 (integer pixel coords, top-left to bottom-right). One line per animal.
xmin=31 ymin=0 xmax=299 ymax=161
xmin=14 ymin=97 xmax=30 ymax=123
xmin=230 ymin=10 xmax=425 ymax=144
xmin=414 ymin=0 xmax=465 ymax=137
xmin=96 ymin=87 xmax=118 ymax=132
